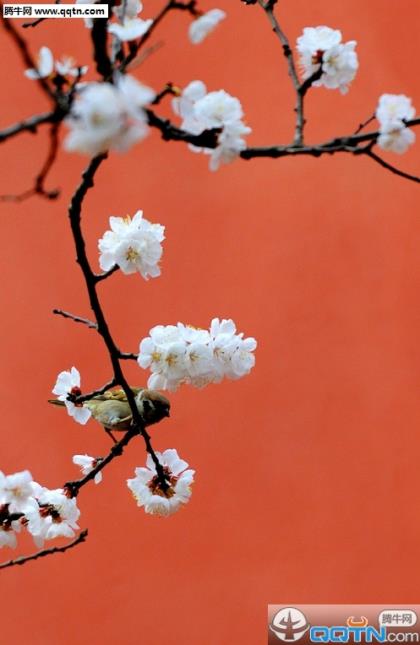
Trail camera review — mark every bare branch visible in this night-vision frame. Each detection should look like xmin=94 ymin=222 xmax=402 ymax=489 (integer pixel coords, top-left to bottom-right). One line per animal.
xmin=64 ymin=429 xmax=138 ymax=496
xmin=75 ymin=378 xmax=118 ymax=403
xmin=94 ymin=265 xmax=120 ymax=282
xmin=0 ymin=112 xmax=55 ymax=144
xmin=53 ymin=309 xmax=98 ymax=329
xmin=365 ymin=149 xmax=420 ymax=184
xmin=0 ymin=529 xmax=88 ymax=570
xmin=68 ymin=156 xmax=169 ymax=490
xmin=146 ymin=108 xmax=220 ymax=147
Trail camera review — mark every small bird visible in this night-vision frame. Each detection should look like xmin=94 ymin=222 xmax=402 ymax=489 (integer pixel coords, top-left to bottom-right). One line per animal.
xmin=49 ymin=386 xmax=170 ymax=433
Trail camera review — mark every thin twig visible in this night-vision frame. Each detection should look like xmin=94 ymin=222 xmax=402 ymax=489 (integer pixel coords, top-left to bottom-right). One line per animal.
xmin=118 ymin=351 xmax=138 ymax=360
xmin=354 ymin=113 xmax=375 ymax=135
xmin=22 ymin=0 xmax=62 ymax=27
xmin=0 ymin=112 xmax=55 ymax=144
xmin=0 ymin=529 xmax=88 ymax=570
xmin=53 ymin=309 xmax=98 ymax=329
xmin=0 ymin=121 xmax=61 ymax=202
xmin=75 ymin=378 xmax=118 ymax=403
xmin=64 ymin=429 xmax=138 ymax=495
xmin=94 ymin=265 xmax=120 ymax=282
xmin=365 ymin=149 xmax=420 ymax=184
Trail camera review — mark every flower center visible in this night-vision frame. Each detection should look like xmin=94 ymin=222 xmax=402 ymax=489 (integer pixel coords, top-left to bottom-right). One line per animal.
xmin=148 ymin=467 xmax=178 ymax=498
xmin=311 ymin=49 xmax=324 ymax=65
xmin=126 ymin=246 xmax=140 ymax=262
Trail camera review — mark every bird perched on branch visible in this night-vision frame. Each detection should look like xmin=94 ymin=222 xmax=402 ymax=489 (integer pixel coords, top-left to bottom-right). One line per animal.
xmin=49 ymin=386 xmax=170 ymax=433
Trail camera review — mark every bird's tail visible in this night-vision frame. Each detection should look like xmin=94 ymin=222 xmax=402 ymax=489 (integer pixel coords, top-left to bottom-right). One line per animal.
xmin=48 ymin=399 xmax=65 ymax=406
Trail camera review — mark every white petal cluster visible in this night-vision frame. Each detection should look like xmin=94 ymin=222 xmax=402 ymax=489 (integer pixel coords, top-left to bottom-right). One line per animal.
xmin=296 ymin=26 xmax=358 ymax=94
xmin=55 ymin=56 xmax=88 ymax=78
xmin=98 ymin=210 xmax=165 ymax=279
xmin=376 ymin=94 xmax=416 ymax=154
xmin=24 ymin=46 xmax=54 ymax=80
xmin=108 ymin=0 xmax=152 ymax=42
xmin=72 ymin=455 xmax=103 ymax=484
xmin=52 ymin=367 xmax=92 ymax=425
xmin=138 ymin=318 xmax=257 ymax=391
xmin=188 ymin=9 xmax=226 ymax=45
xmin=25 ymin=47 xmax=87 ymax=80
xmin=64 ymin=75 xmax=155 ymax=156
xmin=172 ymin=81 xmax=251 ymax=171
xmin=127 ymin=449 xmax=194 ymax=516
xmin=0 ymin=471 xmax=81 ymax=549
xmin=26 ymin=487 xmax=80 ymax=547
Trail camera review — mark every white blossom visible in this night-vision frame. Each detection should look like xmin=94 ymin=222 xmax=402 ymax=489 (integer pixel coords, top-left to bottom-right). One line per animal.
xmin=138 ymin=318 xmax=257 ymax=391
xmin=64 ymin=77 xmax=155 ymax=156
xmin=108 ymin=17 xmax=152 ymax=41
xmin=296 ymin=26 xmax=358 ymax=94
xmin=376 ymin=94 xmax=416 ymax=154
xmin=25 ymin=488 xmax=80 ymax=546
xmin=109 ymin=0 xmax=152 ymax=40
xmin=72 ymin=455 xmax=102 ymax=484
xmin=98 ymin=210 xmax=165 ymax=279
xmin=52 ymin=367 xmax=92 ymax=425
xmin=127 ymin=449 xmax=194 ymax=516
xmin=188 ymin=9 xmax=226 ymax=45
xmin=55 ymin=56 xmax=88 ymax=78
xmin=24 ymin=46 xmax=54 ymax=80
xmin=172 ymin=82 xmax=251 ymax=171
xmin=0 ymin=470 xmax=37 ymax=513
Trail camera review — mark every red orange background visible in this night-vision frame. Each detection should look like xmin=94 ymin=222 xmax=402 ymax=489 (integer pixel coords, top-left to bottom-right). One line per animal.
xmin=0 ymin=1 xmax=419 ymax=643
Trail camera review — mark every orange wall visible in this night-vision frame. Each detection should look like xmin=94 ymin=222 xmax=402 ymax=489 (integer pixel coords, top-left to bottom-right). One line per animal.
xmin=0 ymin=1 xmax=419 ymax=644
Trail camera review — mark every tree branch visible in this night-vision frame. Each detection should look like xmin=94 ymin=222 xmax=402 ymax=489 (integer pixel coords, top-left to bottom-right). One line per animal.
xmin=365 ymin=149 xmax=420 ymax=184
xmin=0 ymin=112 xmax=55 ymax=144
xmin=53 ymin=309 xmax=98 ymax=329
xmin=0 ymin=529 xmax=88 ymax=570
xmin=67 ymin=155 xmax=169 ymax=490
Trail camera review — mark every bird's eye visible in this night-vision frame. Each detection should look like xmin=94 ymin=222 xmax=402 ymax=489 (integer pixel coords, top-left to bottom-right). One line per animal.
xmin=143 ymin=399 xmax=153 ymax=413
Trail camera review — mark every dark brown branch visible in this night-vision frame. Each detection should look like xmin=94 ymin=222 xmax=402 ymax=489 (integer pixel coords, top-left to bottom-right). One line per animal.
xmin=64 ymin=428 xmax=138 ymax=496
xmin=74 ymin=378 xmax=118 ymax=404
xmin=0 ymin=529 xmax=88 ymax=570
xmin=0 ymin=122 xmax=61 ymax=202
xmin=22 ymin=0 xmax=61 ymax=27
xmin=366 ymin=149 xmax=420 ymax=184
xmin=94 ymin=265 xmax=120 ymax=282
xmin=53 ymin=309 xmax=98 ymax=329
xmin=118 ymin=351 xmax=138 ymax=360
xmin=91 ymin=3 xmax=114 ymax=80
xmin=146 ymin=109 xmax=220 ymax=147
xmin=67 ymin=156 xmax=169 ymax=490
xmin=354 ymin=113 xmax=375 ymax=135
xmin=0 ymin=112 xmax=54 ymax=143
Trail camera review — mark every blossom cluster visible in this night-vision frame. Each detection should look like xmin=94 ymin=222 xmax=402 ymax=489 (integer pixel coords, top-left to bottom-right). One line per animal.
xmin=172 ymin=81 xmax=251 ymax=171
xmin=127 ymin=449 xmax=194 ymax=516
xmin=98 ymin=210 xmax=165 ymax=279
xmin=25 ymin=46 xmax=87 ymax=80
xmin=375 ymin=94 xmax=416 ymax=154
xmin=296 ymin=26 xmax=358 ymax=94
xmin=0 ymin=470 xmax=80 ymax=548
xmin=138 ymin=318 xmax=257 ymax=391
xmin=108 ymin=0 xmax=153 ymax=42
xmin=64 ymin=74 xmax=155 ymax=156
